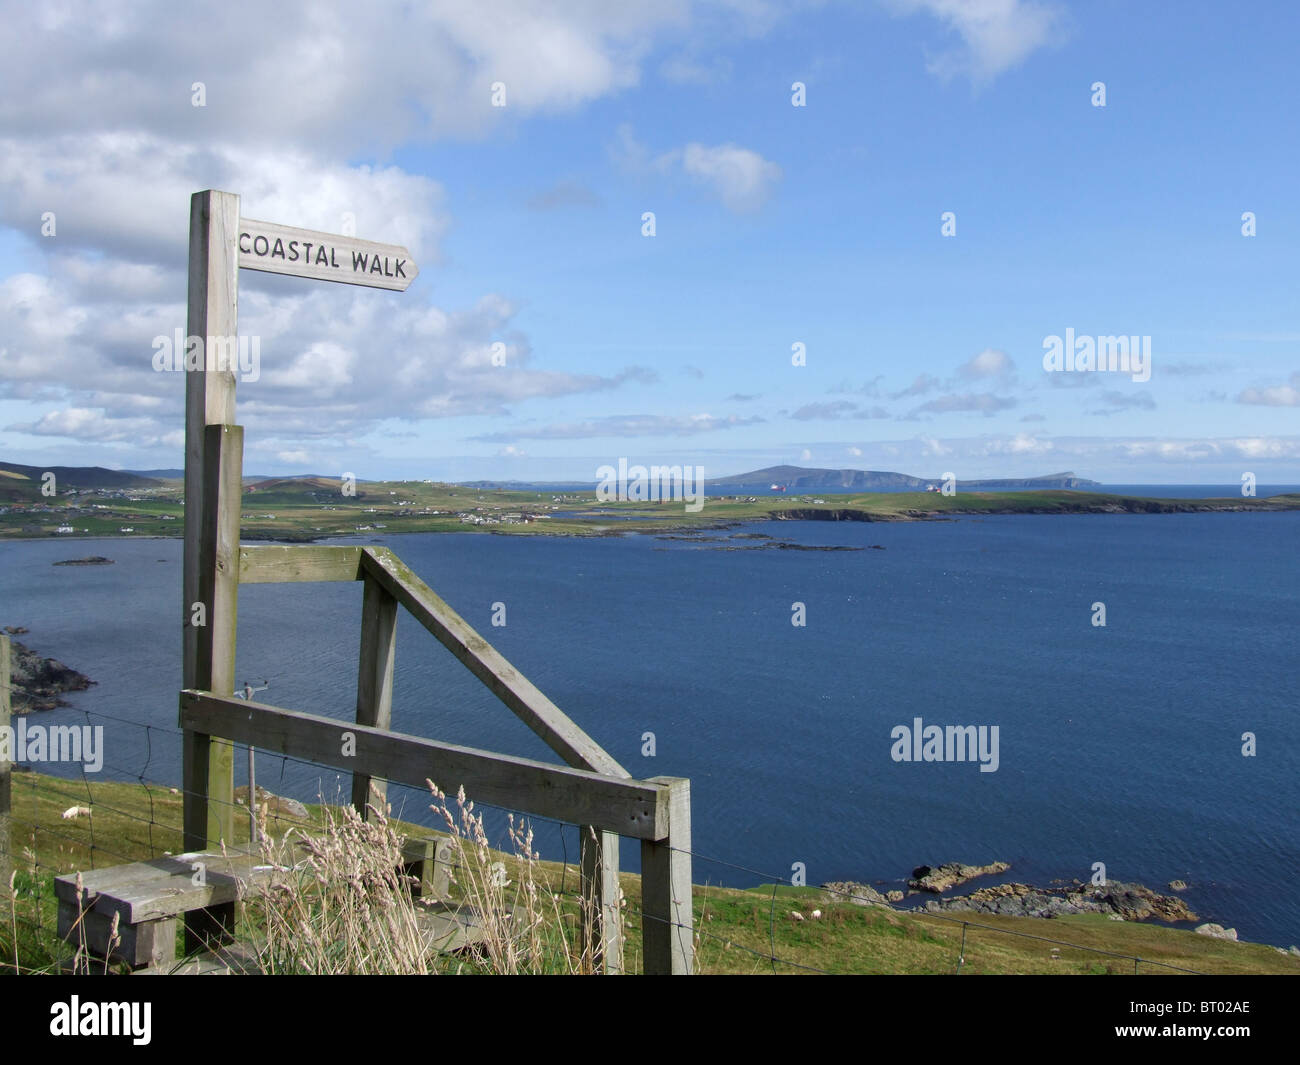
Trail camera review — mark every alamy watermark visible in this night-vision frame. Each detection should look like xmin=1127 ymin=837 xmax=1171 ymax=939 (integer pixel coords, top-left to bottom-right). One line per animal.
xmin=152 ymin=328 xmax=261 ymax=382
xmin=890 ymin=717 xmax=999 ymax=773
xmin=595 ymin=459 xmax=705 ymax=513
xmin=1042 ymin=328 xmax=1150 ymax=383
xmin=0 ymin=720 xmax=103 ymax=772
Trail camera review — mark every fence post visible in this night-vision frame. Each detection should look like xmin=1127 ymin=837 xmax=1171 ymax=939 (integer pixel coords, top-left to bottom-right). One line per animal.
xmin=0 ymin=635 xmax=11 ymax=889
xmin=182 ymin=189 xmax=241 ymax=855
xmin=353 ymin=572 xmax=398 ymax=817
xmin=641 ymin=776 xmax=692 ymax=974
xmin=580 ymin=827 xmax=623 ymax=974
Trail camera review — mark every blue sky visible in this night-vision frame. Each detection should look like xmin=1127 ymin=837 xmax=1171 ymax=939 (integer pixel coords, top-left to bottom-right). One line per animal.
xmin=1 ymin=0 xmax=1297 ymax=483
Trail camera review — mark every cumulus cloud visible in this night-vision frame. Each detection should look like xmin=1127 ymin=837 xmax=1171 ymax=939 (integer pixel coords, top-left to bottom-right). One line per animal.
xmin=957 ymin=347 xmax=1015 ymax=380
xmin=0 ymin=2 xmax=739 ymax=457
xmin=983 ymin=432 xmax=1053 ymax=455
xmin=892 ymin=373 xmax=942 ymax=400
xmin=660 ymin=52 xmax=734 ymax=84
xmin=911 ymin=392 xmax=1016 ymax=417
xmin=677 ymin=142 xmax=782 ymax=212
xmin=0 ymin=2 xmax=689 ymax=153
xmin=472 ymin=413 xmax=765 ymax=441
xmin=1237 ymin=372 xmax=1300 ymax=407
xmin=613 ymin=125 xmax=781 ymax=212
xmin=1089 ymin=390 xmax=1157 ymax=416
xmin=884 ymin=0 xmax=1068 ymax=84
xmin=791 ymin=400 xmax=858 ymax=420
xmin=830 ymin=376 xmax=884 ymax=397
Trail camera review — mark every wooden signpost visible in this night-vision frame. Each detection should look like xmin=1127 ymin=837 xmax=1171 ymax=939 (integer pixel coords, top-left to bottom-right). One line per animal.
xmin=182 ymin=191 xmax=421 ymax=853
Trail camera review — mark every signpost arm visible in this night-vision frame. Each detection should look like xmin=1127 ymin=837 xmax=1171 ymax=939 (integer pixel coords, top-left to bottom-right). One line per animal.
xmin=182 ymin=189 xmax=240 ymax=853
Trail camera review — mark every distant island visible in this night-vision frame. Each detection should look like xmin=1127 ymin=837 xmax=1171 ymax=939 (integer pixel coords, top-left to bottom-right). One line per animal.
xmin=706 ymin=466 xmax=1100 ymax=492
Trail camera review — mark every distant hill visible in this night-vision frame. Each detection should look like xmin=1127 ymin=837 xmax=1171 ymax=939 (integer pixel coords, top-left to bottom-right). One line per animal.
xmin=707 ymin=466 xmax=1100 ymax=491
xmin=248 ymin=476 xmax=343 ymax=493
xmin=0 ymin=461 xmax=163 ymax=500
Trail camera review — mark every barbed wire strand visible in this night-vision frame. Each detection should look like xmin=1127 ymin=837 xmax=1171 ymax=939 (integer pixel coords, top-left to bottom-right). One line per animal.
xmin=3 ymin=703 xmax=1211 ymax=975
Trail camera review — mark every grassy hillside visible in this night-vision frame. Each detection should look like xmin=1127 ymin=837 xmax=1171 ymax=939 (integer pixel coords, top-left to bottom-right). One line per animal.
xmin=5 ymin=772 xmax=1296 ymax=975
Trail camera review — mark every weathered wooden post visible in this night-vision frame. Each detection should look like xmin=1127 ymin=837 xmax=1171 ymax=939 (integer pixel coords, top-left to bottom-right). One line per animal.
xmin=0 ymin=634 xmax=11 ymax=889
xmin=580 ymin=828 xmax=624 ymax=974
xmin=182 ymin=189 xmax=241 ymax=853
xmin=352 ymin=572 xmax=398 ymax=816
xmin=642 ymin=777 xmax=693 ymax=974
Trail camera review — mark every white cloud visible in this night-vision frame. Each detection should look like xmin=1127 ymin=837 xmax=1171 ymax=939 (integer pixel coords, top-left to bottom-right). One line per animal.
xmin=911 ymin=392 xmax=1017 ymax=416
xmin=473 ymin=413 xmax=764 ymax=441
xmin=884 ymin=0 xmax=1067 ymax=83
xmin=957 ymin=347 xmax=1015 ymax=380
xmin=0 ymin=2 xmax=748 ymax=457
xmin=1237 ymin=372 xmax=1300 ymax=407
xmin=984 ymin=432 xmax=1052 ymax=455
xmin=0 ymin=2 xmax=691 ymax=152
xmin=892 ymin=373 xmax=941 ymax=399
xmin=678 ymin=142 xmax=782 ymax=212
xmin=660 ymin=53 xmax=733 ymax=84
xmin=615 ymin=126 xmax=781 ymax=213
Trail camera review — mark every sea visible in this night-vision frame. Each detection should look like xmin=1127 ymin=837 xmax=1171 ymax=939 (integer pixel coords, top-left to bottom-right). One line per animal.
xmin=2 ymin=493 xmax=1298 ymax=947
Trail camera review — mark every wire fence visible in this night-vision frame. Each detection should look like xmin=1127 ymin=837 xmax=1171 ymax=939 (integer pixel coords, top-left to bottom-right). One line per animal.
xmin=2 ymin=701 xmax=1214 ymax=975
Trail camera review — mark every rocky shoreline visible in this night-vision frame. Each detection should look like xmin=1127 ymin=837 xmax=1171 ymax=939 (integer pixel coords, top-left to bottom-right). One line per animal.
xmin=3 ymin=631 xmax=95 ymax=713
xmin=825 ymin=860 xmax=1217 ymax=934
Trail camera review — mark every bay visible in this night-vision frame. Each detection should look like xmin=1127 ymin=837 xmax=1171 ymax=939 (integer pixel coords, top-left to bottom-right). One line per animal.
xmin=2 ymin=511 xmax=1296 ymax=946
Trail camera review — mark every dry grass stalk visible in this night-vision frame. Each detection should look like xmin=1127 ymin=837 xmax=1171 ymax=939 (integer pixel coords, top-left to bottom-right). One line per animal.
xmin=250 ymin=801 xmax=433 ymax=974
xmin=427 ymin=781 xmax=623 ymax=975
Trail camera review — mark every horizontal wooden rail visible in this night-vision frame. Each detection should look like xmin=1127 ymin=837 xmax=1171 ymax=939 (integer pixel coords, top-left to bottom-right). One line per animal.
xmin=238 ymin=545 xmax=365 ymax=584
xmin=359 ymin=548 xmax=629 ymax=779
xmin=180 ymin=691 xmax=668 ymax=840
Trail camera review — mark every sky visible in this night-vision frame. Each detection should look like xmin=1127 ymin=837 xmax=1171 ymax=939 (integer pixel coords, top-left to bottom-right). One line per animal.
xmin=0 ymin=0 xmax=1297 ymax=484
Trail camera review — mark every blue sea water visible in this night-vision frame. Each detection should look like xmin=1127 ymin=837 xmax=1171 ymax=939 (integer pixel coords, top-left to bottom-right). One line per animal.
xmin=2 ymin=511 xmax=1297 ymax=946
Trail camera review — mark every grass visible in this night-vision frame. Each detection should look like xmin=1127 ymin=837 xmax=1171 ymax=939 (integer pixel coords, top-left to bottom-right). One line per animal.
xmin=4 ymin=771 xmax=1298 ymax=975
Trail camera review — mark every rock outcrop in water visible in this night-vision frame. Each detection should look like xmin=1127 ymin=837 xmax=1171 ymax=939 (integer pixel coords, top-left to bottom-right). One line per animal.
xmin=5 ymin=637 xmax=95 ymax=713
xmin=909 ymin=861 xmax=1011 ymax=893
xmin=925 ymin=880 xmax=1197 ymax=923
